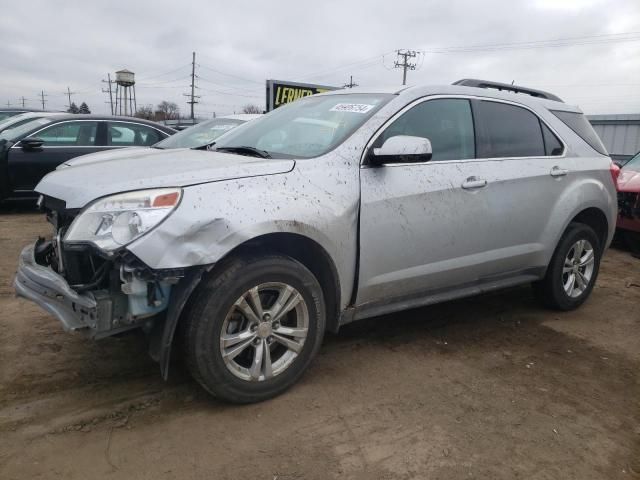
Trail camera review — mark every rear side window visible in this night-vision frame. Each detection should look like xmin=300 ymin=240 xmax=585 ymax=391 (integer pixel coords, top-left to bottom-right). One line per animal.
xmin=37 ymin=121 xmax=98 ymax=146
xmin=551 ymin=110 xmax=607 ymax=155
xmin=107 ymin=122 xmax=163 ymax=146
xmin=375 ymin=98 xmax=475 ymax=161
xmin=474 ymin=101 xmax=545 ymax=158
xmin=541 ymin=123 xmax=564 ymax=156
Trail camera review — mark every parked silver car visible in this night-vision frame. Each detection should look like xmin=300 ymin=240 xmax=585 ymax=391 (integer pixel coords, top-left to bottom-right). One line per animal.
xmin=15 ymin=79 xmax=617 ymax=403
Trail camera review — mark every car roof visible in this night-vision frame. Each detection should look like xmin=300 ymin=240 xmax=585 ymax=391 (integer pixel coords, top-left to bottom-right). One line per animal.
xmin=316 ymin=83 xmax=580 ymax=113
xmin=0 ymin=108 xmax=42 ymax=113
xmin=39 ymin=114 xmax=177 ymax=132
xmin=219 ymin=114 xmax=263 ymax=121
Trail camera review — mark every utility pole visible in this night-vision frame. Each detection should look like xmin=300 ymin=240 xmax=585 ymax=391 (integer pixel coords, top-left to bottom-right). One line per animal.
xmin=183 ymin=51 xmax=200 ymax=120
xmin=5 ymin=101 xmax=10 ymax=108
xmin=394 ymin=50 xmax=417 ymax=85
xmin=343 ymin=75 xmax=358 ymax=88
xmin=65 ymin=86 xmax=75 ymax=109
xmin=102 ymin=74 xmax=114 ymax=115
xmin=19 ymin=96 xmax=27 ymax=108
xmin=39 ymin=90 xmax=47 ymax=110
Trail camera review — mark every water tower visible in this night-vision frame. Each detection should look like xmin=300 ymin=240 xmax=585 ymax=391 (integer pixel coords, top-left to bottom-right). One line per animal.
xmin=114 ymin=69 xmax=136 ymax=116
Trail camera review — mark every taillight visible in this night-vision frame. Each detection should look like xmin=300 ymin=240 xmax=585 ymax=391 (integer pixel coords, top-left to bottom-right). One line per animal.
xmin=610 ymin=161 xmax=621 ymax=186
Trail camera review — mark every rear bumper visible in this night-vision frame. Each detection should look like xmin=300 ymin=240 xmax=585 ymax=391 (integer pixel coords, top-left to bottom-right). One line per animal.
xmin=14 ymin=243 xmax=98 ymax=332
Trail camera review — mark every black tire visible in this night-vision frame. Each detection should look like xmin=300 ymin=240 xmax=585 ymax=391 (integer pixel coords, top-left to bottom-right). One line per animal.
xmin=533 ymin=222 xmax=602 ymax=311
xmin=182 ymin=254 xmax=325 ymax=403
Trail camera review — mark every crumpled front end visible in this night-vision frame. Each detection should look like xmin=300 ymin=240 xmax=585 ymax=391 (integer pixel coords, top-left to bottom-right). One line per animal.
xmin=14 ymin=195 xmax=180 ymax=339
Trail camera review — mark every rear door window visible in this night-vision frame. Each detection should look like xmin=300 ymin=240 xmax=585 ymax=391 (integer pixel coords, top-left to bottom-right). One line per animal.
xmin=474 ymin=101 xmax=545 ymax=158
xmin=107 ymin=122 xmax=163 ymax=146
xmin=551 ymin=110 xmax=607 ymax=155
xmin=37 ymin=121 xmax=98 ymax=146
xmin=375 ymin=98 xmax=475 ymax=161
xmin=541 ymin=123 xmax=564 ymax=156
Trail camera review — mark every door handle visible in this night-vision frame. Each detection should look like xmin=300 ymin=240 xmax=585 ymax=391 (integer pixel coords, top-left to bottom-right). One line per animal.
xmin=461 ymin=176 xmax=488 ymax=190
xmin=550 ymin=166 xmax=569 ymax=177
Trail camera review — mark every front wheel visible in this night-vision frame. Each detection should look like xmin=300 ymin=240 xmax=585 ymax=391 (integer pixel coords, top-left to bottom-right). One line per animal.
xmin=182 ymin=254 xmax=325 ymax=403
xmin=533 ymin=223 xmax=602 ymax=310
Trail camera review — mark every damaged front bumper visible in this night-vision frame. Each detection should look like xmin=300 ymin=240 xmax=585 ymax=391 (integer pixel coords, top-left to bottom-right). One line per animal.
xmin=15 ymin=243 xmax=101 ymax=332
xmin=14 ymin=242 xmax=173 ymax=338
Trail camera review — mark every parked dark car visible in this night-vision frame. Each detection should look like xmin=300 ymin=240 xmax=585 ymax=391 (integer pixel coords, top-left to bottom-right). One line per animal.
xmin=0 ymin=115 xmax=176 ymax=199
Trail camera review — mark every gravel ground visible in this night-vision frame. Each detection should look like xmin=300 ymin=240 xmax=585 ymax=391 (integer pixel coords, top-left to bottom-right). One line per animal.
xmin=0 ymin=203 xmax=638 ymax=480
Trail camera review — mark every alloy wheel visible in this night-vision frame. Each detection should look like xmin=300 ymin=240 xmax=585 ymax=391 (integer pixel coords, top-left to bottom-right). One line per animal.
xmin=562 ymin=239 xmax=595 ymax=298
xmin=219 ymin=282 xmax=309 ymax=381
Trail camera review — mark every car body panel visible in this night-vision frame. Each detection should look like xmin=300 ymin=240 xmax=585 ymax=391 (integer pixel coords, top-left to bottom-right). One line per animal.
xmin=36 ymin=149 xmax=296 ymax=208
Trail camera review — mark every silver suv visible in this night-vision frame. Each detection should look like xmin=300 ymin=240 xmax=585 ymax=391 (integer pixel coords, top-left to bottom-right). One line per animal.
xmin=15 ymin=79 xmax=617 ymax=403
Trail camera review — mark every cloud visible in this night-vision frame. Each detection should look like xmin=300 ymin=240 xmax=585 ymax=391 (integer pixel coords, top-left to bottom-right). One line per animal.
xmin=0 ymin=0 xmax=638 ymax=115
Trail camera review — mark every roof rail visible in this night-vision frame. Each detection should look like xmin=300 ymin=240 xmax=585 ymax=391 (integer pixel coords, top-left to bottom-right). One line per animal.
xmin=452 ymin=78 xmax=563 ymax=103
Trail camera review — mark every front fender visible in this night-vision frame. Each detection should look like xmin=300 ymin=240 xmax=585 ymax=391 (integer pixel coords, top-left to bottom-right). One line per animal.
xmin=127 ymin=165 xmax=360 ymax=309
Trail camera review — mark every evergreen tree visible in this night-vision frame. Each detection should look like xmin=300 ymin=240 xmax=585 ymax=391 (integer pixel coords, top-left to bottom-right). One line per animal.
xmin=78 ymin=102 xmax=91 ymax=114
xmin=67 ymin=102 xmax=79 ymax=114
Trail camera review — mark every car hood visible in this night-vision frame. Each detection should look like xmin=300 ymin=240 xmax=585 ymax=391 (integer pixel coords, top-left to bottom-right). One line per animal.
xmin=60 ymin=147 xmax=152 ymax=167
xmin=617 ymin=168 xmax=640 ymax=193
xmin=36 ymin=148 xmax=295 ymax=208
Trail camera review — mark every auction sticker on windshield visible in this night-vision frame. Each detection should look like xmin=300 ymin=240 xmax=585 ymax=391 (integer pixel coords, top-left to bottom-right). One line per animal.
xmin=330 ymin=103 xmax=375 ymax=113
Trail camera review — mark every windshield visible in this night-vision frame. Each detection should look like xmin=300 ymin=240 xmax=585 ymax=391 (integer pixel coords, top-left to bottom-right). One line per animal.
xmin=214 ymin=93 xmax=393 ymax=158
xmin=625 ymin=152 xmax=640 ymax=171
xmin=154 ymin=118 xmax=246 ymax=149
xmin=0 ymin=117 xmax=54 ymax=141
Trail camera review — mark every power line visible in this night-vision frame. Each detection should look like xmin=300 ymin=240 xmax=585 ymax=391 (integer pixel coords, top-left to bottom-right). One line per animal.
xmin=196 ymin=63 xmax=263 ymax=85
xmin=426 ymin=31 xmax=640 ymax=53
xmin=19 ymin=96 xmax=28 ymax=108
xmin=137 ymin=75 xmax=191 ymax=87
xmin=394 ymin=50 xmax=417 ymax=85
xmin=298 ymin=51 xmax=395 ymax=81
xmin=136 ymin=63 xmax=192 ymax=82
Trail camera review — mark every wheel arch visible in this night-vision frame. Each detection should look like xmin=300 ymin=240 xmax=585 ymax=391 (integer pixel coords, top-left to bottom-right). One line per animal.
xmin=226 ymin=232 xmax=342 ymax=334
xmin=154 ymin=232 xmax=343 ymax=380
xmin=569 ymin=207 xmax=609 ymax=251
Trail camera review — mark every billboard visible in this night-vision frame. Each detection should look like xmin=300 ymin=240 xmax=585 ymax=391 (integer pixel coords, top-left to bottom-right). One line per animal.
xmin=266 ymin=79 xmax=339 ymax=111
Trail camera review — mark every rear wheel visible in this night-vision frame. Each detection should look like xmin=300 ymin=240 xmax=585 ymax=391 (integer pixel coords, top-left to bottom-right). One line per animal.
xmin=182 ymin=254 xmax=325 ymax=403
xmin=533 ymin=223 xmax=602 ymax=310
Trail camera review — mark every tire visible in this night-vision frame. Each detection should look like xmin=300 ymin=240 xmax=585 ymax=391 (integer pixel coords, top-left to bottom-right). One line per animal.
xmin=533 ymin=222 xmax=602 ymax=311
xmin=182 ymin=254 xmax=325 ymax=403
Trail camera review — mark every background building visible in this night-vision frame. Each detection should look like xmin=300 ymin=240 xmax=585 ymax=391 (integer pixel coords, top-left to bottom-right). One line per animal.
xmin=589 ymin=114 xmax=640 ymax=164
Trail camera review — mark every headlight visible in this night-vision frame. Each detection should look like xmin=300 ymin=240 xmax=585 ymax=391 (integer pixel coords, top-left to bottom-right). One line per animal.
xmin=64 ymin=188 xmax=182 ymax=251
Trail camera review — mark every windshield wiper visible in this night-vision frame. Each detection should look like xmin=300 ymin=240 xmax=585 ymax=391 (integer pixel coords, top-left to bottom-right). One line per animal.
xmin=215 ymin=146 xmax=271 ymax=158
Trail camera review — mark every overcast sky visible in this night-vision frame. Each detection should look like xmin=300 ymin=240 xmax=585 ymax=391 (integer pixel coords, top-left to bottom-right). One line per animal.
xmin=1 ymin=0 xmax=638 ymax=117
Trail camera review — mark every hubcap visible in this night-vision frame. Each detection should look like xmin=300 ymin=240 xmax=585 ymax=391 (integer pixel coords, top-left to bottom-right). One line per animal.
xmin=562 ymin=239 xmax=595 ymax=298
xmin=219 ymin=282 xmax=309 ymax=382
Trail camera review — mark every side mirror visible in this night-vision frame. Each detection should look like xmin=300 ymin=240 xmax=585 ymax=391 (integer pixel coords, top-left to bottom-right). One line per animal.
xmin=19 ymin=137 xmax=44 ymax=150
xmin=370 ymin=135 xmax=432 ymax=166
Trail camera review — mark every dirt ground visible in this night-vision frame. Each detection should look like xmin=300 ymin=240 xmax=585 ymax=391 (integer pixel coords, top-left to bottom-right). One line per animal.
xmin=0 ymin=203 xmax=638 ymax=480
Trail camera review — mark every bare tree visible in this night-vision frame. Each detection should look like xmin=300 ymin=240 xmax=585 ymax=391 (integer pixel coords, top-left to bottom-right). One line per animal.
xmin=156 ymin=101 xmax=180 ymax=120
xmin=135 ymin=105 xmax=154 ymax=120
xmin=242 ymin=104 xmax=263 ymax=114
